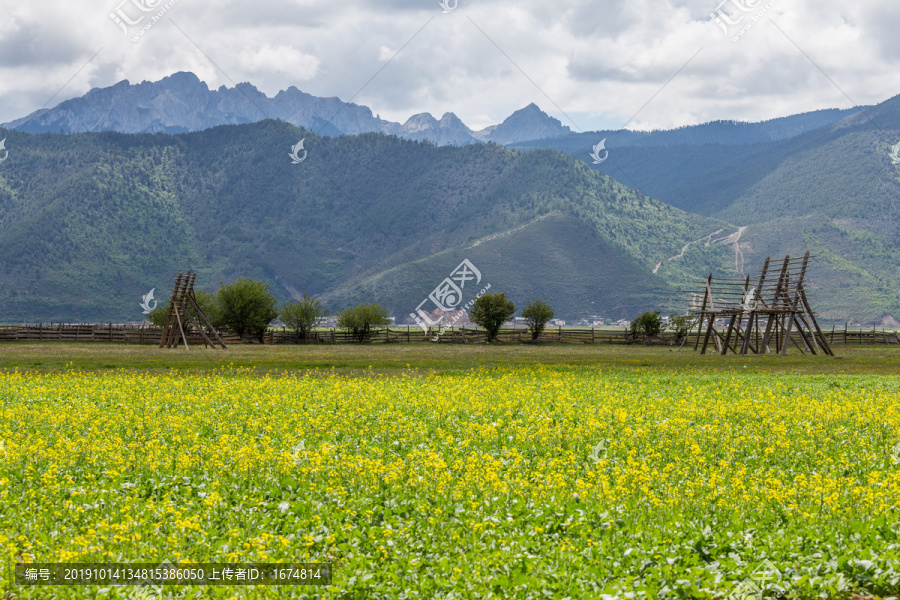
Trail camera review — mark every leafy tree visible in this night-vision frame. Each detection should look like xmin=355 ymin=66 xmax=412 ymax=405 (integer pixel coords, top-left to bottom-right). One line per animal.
xmin=470 ymin=292 xmax=516 ymax=343
xmin=522 ymin=299 xmax=554 ymax=340
xmin=668 ymin=313 xmax=695 ymax=343
xmin=148 ymin=302 xmax=168 ymax=328
xmin=280 ymin=294 xmax=328 ymax=342
xmin=215 ymin=278 xmax=278 ymax=342
xmin=337 ymin=303 xmax=391 ymax=342
xmin=629 ymin=310 xmax=662 ymax=344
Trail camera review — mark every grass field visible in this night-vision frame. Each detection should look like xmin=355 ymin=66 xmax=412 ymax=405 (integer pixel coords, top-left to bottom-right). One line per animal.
xmin=2 ymin=342 xmax=900 ymax=599
xmin=1 ymin=341 xmax=899 ymax=375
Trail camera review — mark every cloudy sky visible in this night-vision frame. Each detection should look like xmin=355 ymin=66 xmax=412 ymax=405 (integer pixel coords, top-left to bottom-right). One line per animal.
xmin=1 ymin=0 xmax=898 ymax=131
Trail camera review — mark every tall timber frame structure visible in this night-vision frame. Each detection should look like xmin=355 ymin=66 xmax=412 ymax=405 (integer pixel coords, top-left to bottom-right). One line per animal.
xmin=687 ymin=252 xmax=833 ymax=356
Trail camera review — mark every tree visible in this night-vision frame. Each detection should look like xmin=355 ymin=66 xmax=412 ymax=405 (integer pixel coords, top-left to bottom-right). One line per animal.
xmin=337 ymin=304 xmax=391 ymax=342
xmin=629 ymin=310 xmax=662 ymax=344
xmin=215 ymin=278 xmax=278 ymax=342
xmin=193 ymin=289 xmax=220 ymax=326
xmin=148 ymin=301 xmax=168 ymax=328
xmin=280 ymin=294 xmax=328 ymax=342
xmin=668 ymin=313 xmax=695 ymax=343
xmin=469 ymin=292 xmax=516 ymax=342
xmin=522 ymin=299 xmax=554 ymax=340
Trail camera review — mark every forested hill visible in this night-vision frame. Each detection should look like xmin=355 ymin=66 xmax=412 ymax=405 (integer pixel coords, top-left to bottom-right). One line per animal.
xmin=508 ymin=95 xmax=900 ymax=324
xmin=0 ymin=120 xmax=733 ymax=323
xmin=0 ymin=117 xmax=898 ymax=324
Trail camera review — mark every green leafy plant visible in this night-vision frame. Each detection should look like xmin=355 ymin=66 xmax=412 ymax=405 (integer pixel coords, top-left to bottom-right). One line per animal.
xmin=337 ymin=304 xmax=391 ymax=342
xmin=668 ymin=313 xmax=695 ymax=343
xmin=522 ymin=299 xmax=554 ymax=340
xmin=629 ymin=310 xmax=662 ymax=344
xmin=469 ymin=293 xmax=516 ymax=343
xmin=280 ymin=294 xmax=328 ymax=342
xmin=215 ymin=278 xmax=278 ymax=342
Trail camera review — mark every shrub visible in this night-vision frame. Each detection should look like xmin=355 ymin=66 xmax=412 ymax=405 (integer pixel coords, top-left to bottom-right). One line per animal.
xmin=338 ymin=304 xmax=391 ymax=342
xmin=522 ymin=299 xmax=554 ymax=340
xmin=668 ymin=313 xmax=695 ymax=343
xmin=215 ymin=278 xmax=278 ymax=342
xmin=280 ymin=294 xmax=328 ymax=342
xmin=629 ymin=310 xmax=662 ymax=344
xmin=469 ymin=293 xmax=516 ymax=343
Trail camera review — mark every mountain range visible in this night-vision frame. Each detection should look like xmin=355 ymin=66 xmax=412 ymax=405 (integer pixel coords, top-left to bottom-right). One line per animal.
xmin=509 ymin=96 xmax=900 ymax=324
xmin=3 ymin=72 xmax=571 ymax=147
xmin=1 ymin=73 xmax=899 ymax=325
xmin=0 ymin=119 xmax=736 ymax=323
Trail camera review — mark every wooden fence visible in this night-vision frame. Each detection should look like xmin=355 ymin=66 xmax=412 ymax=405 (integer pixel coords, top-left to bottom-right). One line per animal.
xmin=0 ymin=323 xmax=241 ymax=346
xmin=0 ymin=323 xmax=898 ymax=346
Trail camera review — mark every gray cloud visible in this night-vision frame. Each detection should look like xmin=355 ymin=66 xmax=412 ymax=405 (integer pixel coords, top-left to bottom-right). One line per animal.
xmin=0 ymin=0 xmax=898 ymax=130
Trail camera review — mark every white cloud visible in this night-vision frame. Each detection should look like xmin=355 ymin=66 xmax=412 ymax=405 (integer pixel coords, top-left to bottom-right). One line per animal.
xmin=378 ymin=46 xmax=395 ymax=62
xmin=238 ymin=45 xmax=320 ymax=80
xmin=0 ymin=0 xmax=898 ymax=130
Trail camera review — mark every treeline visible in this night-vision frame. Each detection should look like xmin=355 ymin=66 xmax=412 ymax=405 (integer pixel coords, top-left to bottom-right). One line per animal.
xmin=0 ymin=119 xmax=727 ymax=323
xmin=162 ymin=276 xmax=688 ymax=345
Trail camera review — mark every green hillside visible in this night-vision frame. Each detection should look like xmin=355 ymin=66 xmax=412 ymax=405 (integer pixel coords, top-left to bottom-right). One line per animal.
xmin=508 ymin=95 xmax=900 ymax=324
xmin=0 ymin=121 xmax=734 ymax=323
xmin=2 ymin=112 xmax=898 ymax=325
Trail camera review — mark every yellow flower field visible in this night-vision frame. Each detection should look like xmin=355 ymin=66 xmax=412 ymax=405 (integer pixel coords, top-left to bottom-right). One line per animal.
xmin=2 ymin=366 xmax=899 ymax=598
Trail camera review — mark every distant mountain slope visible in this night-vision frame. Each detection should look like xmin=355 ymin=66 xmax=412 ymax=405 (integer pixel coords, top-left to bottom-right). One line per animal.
xmin=325 ymin=212 xmax=673 ymax=319
xmin=547 ymin=95 xmax=900 ymax=234
xmin=0 ymin=120 xmax=736 ymax=323
xmin=511 ymin=107 xmax=865 ymax=154
xmin=503 ymin=95 xmax=900 ymax=325
xmin=508 ymin=105 xmax=871 ymax=217
xmin=479 ymin=103 xmax=571 ymax=145
xmin=2 ymin=111 xmax=897 ymax=324
xmin=3 ymin=72 xmax=571 ymax=147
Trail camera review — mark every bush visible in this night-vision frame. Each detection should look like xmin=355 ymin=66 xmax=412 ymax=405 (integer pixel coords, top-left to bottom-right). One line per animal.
xmin=629 ymin=311 xmax=662 ymax=344
xmin=469 ymin=292 xmax=516 ymax=343
xmin=215 ymin=278 xmax=278 ymax=342
xmin=148 ymin=302 xmax=168 ymax=328
xmin=522 ymin=299 xmax=554 ymax=340
xmin=280 ymin=294 xmax=328 ymax=342
xmin=337 ymin=304 xmax=391 ymax=342
xmin=668 ymin=313 xmax=695 ymax=343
